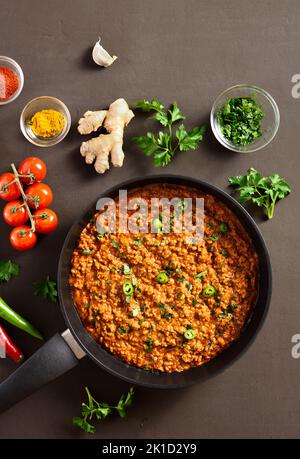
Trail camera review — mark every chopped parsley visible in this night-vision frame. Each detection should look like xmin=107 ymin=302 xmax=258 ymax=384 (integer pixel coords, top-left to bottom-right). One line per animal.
xmin=209 ymin=234 xmax=219 ymax=241
xmin=145 ymin=339 xmax=153 ymax=353
xmin=218 ymin=303 xmax=238 ymax=320
xmin=118 ymin=325 xmax=130 ymax=334
xmin=111 ymin=240 xmax=120 ymax=249
xmin=134 ymin=238 xmax=144 ymax=246
xmin=217 ymin=96 xmax=264 ymax=145
xmin=218 ymin=222 xmax=229 ymax=234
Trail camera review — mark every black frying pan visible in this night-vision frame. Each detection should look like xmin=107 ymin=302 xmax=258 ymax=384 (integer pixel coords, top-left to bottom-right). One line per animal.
xmin=0 ymin=175 xmax=272 ymax=412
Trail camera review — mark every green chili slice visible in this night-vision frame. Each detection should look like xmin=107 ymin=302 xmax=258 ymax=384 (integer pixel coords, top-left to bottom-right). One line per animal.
xmin=122 ymin=281 xmax=134 ymax=296
xmin=202 ymin=285 xmax=217 ymax=297
xmin=156 ymin=272 xmax=169 ymax=284
xmin=184 ymin=329 xmax=197 ymax=340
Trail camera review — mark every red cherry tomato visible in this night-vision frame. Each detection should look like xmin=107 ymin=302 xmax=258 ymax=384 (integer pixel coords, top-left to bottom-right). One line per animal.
xmin=18 ymin=157 xmax=47 ymax=184
xmin=25 ymin=183 xmax=53 ymax=210
xmin=3 ymin=200 xmax=29 ymax=226
xmin=33 ymin=208 xmax=58 ymax=234
xmin=10 ymin=225 xmax=37 ymax=251
xmin=0 ymin=173 xmax=21 ymax=201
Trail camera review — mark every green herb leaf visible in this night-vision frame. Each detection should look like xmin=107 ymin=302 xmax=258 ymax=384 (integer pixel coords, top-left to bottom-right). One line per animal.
xmin=33 ymin=275 xmax=58 ymax=303
xmin=111 ymin=240 xmax=120 ymax=249
xmin=72 ymin=416 xmax=96 ymax=434
xmin=176 ymin=125 xmax=206 ymax=151
xmin=209 ymin=234 xmax=219 ymax=241
xmin=115 ymin=387 xmax=135 ymax=418
xmin=118 ymin=325 xmax=130 ymax=334
xmin=134 ymin=238 xmax=144 ymax=247
xmin=229 ymin=167 xmax=291 ymax=219
xmin=73 ymin=386 xmax=134 ymax=434
xmin=0 ymin=260 xmax=19 ymax=283
xmin=168 ymin=102 xmax=185 ymax=124
xmin=217 ymin=97 xmax=264 ymax=145
xmin=152 ymin=111 xmax=169 ymax=126
xmin=133 ymin=99 xmax=205 ymax=167
xmin=134 ymin=99 xmax=164 ymax=113
xmin=145 ymin=338 xmax=153 ymax=353
xmin=195 ymin=270 xmax=207 ymax=279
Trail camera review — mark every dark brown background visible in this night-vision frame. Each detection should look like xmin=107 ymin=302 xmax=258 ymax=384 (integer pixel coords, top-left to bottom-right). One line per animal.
xmin=0 ymin=0 xmax=299 ymax=439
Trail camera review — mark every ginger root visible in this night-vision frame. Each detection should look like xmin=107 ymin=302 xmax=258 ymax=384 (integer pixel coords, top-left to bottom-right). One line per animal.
xmin=78 ymin=98 xmax=134 ymax=174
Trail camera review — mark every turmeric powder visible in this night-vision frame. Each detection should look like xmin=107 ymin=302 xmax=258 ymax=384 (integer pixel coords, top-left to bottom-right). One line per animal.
xmin=30 ymin=109 xmax=65 ymax=138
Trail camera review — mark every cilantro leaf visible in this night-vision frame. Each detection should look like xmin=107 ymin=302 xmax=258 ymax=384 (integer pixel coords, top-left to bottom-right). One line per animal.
xmin=0 ymin=260 xmax=19 ymax=283
xmin=33 ymin=275 xmax=58 ymax=303
xmin=229 ymin=168 xmax=291 ymax=219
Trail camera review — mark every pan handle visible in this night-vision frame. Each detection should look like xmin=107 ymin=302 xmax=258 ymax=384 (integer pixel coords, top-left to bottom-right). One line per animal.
xmin=0 ymin=330 xmax=85 ymax=413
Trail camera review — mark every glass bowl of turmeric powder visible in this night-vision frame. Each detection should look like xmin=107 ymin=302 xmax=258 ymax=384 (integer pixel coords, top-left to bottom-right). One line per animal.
xmin=20 ymin=96 xmax=71 ymax=147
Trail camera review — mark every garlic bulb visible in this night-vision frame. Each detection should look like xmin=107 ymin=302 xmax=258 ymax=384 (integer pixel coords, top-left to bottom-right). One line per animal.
xmin=92 ymin=38 xmax=117 ymax=67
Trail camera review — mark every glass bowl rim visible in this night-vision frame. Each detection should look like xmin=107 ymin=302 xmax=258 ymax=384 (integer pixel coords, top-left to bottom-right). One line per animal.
xmin=0 ymin=56 xmax=24 ymax=105
xmin=20 ymin=95 xmax=71 ymax=147
xmin=210 ymin=83 xmax=280 ymax=153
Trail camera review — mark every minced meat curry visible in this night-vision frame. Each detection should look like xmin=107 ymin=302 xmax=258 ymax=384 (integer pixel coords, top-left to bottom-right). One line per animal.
xmin=69 ymin=184 xmax=258 ymax=373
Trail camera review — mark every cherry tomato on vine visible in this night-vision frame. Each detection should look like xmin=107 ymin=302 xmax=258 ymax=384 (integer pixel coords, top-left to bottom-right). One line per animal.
xmin=25 ymin=183 xmax=53 ymax=210
xmin=3 ymin=200 xmax=29 ymax=226
xmin=10 ymin=225 xmax=37 ymax=251
xmin=0 ymin=173 xmax=21 ymax=201
xmin=18 ymin=157 xmax=47 ymax=184
xmin=33 ymin=208 xmax=58 ymax=234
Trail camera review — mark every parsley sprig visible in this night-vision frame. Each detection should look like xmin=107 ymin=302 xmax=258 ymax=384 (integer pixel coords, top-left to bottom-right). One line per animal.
xmin=0 ymin=260 xmax=19 ymax=283
xmin=229 ymin=167 xmax=291 ymax=219
xmin=133 ymin=99 xmax=205 ymax=167
xmin=33 ymin=275 xmax=58 ymax=303
xmin=73 ymin=386 xmax=135 ymax=434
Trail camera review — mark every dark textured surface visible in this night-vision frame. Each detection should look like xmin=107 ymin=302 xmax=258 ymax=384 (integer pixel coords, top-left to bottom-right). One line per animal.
xmin=0 ymin=0 xmax=299 ymax=439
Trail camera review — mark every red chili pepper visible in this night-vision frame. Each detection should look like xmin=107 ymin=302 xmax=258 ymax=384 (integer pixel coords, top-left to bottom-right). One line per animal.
xmin=0 ymin=324 xmax=23 ymax=363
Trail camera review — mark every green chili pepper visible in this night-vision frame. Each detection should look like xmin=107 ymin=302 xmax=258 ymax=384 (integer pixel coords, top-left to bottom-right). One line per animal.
xmin=0 ymin=296 xmax=43 ymax=340
xmin=202 ymin=285 xmax=217 ymax=297
xmin=156 ymin=272 xmax=169 ymax=284
xmin=218 ymin=222 xmax=229 ymax=234
xmin=122 ymin=281 xmax=134 ymax=296
xmin=184 ymin=329 xmax=197 ymax=340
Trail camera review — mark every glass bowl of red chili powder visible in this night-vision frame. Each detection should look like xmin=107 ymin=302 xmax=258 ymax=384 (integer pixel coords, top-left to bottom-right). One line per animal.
xmin=0 ymin=56 xmax=24 ymax=105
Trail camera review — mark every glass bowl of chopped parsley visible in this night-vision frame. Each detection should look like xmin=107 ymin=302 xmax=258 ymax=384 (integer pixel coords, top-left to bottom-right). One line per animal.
xmin=210 ymin=84 xmax=280 ymax=153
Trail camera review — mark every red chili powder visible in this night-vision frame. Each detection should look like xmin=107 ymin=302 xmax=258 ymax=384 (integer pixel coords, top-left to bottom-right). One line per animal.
xmin=0 ymin=67 xmax=19 ymax=100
